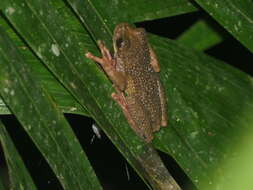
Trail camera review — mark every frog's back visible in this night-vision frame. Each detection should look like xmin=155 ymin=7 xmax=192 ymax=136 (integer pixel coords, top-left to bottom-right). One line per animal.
xmin=125 ymin=41 xmax=163 ymax=132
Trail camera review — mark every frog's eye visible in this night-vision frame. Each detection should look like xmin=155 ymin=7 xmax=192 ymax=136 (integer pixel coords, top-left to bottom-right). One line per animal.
xmin=116 ymin=37 xmax=124 ymax=49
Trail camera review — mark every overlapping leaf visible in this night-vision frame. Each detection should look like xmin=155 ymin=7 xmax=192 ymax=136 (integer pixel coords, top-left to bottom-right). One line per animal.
xmin=0 ymin=18 xmax=87 ymax=116
xmin=194 ymin=0 xmax=253 ymax=53
xmin=177 ymin=20 xmax=223 ymax=51
xmin=0 ymin=27 xmax=102 ymax=190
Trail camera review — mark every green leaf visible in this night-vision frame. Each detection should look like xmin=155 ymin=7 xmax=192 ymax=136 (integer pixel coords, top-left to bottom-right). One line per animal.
xmin=177 ymin=19 xmax=223 ymax=51
xmin=0 ymin=17 xmax=88 ymax=116
xmin=84 ymin=0 xmax=198 ymax=25
xmin=0 ymin=121 xmax=37 ymax=190
xmin=207 ymin=123 xmax=253 ymax=189
xmin=0 ymin=27 xmax=102 ymax=190
xmin=150 ymin=35 xmax=253 ymax=188
xmin=1 ymin=0 xmax=180 ymax=189
xmin=67 ymin=0 xmax=253 ymax=188
xmin=1 ymin=0 xmax=253 ymax=189
xmin=194 ymin=0 xmax=253 ymax=53
xmin=0 ymin=172 xmax=6 ymax=190
xmin=0 ymin=99 xmax=9 ymax=114
xmin=66 ymin=0 xmax=198 ymax=47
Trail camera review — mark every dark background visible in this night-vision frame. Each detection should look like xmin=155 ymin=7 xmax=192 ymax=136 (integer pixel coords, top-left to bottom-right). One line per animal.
xmin=1 ymin=11 xmax=253 ymax=190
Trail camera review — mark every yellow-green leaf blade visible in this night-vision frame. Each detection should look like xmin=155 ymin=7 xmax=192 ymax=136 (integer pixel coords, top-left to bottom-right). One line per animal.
xmin=177 ymin=20 xmax=223 ymax=51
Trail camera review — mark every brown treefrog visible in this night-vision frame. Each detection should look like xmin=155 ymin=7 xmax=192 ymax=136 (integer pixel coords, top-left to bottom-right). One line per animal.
xmin=86 ymin=23 xmax=167 ymax=142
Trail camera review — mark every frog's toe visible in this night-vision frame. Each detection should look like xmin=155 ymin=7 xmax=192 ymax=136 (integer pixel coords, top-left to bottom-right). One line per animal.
xmin=161 ymin=120 xmax=168 ymax=127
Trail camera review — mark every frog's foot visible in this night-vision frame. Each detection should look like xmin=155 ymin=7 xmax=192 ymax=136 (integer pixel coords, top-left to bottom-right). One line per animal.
xmin=85 ymin=40 xmax=116 ymax=72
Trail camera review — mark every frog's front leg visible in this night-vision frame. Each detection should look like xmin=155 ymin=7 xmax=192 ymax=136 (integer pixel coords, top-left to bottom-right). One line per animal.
xmin=85 ymin=40 xmax=126 ymax=91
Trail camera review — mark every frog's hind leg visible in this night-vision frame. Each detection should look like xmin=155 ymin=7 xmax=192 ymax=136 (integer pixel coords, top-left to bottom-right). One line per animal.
xmin=112 ymin=89 xmax=153 ymax=142
xmin=111 ymin=91 xmax=137 ymax=134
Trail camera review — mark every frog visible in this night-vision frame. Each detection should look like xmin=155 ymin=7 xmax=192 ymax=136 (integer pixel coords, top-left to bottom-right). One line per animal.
xmin=85 ymin=23 xmax=167 ymax=142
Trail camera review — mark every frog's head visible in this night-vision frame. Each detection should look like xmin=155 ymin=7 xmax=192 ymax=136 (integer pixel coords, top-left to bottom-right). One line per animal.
xmin=113 ymin=23 xmax=147 ymax=55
